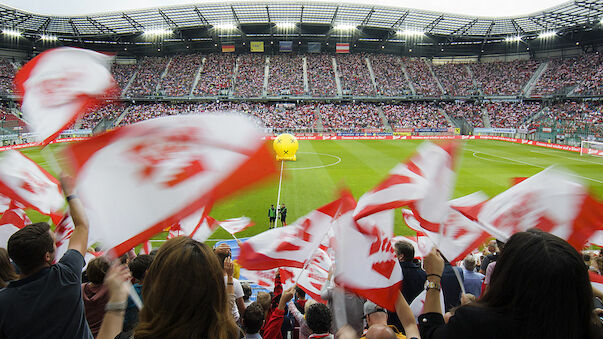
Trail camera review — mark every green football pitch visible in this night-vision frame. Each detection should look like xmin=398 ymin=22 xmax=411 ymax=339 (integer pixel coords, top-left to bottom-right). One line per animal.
xmin=18 ymin=139 xmax=603 ymax=245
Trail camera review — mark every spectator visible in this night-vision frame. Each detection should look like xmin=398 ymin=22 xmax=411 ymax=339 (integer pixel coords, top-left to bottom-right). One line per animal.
xmin=433 ymin=63 xmax=476 ymax=96
xmin=287 ymin=299 xmax=317 ymax=339
xmin=121 ymin=254 xmax=154 ymax=336
xmin=216 ymin=245 xmax=247 ymax=322
xmin=389 ymin=240 xmax=426 ymax=330
xmin=370 ymin=54 xmax=413 ymax=96
xmin=441 ymin=258 xmax=464 ymax=312
xmin=0 ymin=177 xmax=91 ymax=338
xmin=194 ymin=54 xmax=236 ymax=96
xmin=305 ymin=303 xmax=334 ymax=339
xmin=403 ymin=58 xmax=441 ymax=96
xmin=471 ymin=60 xmax=539 ymax=96
xmin=234 ymin=54 xmax=266 ymax=97
xmin=361 ymin=301 xmax=405 ymax=339
xmin=417 ymin=230 xmax=598 ymax=338
xmin=244 ymin=302 xmax=266 ymax=339
xmin=263 ymin=286 xmax=296 ymax=339
xmin=268 ymin=55 xmax=305 ymax=96
xmin=479 ymin=240 xmax=500 ymax=274
xmin=242 ymin=282 xmax=253 ymax=307
xmin=82 ymin=256 xmax=111 ymax=337
xmin=461 ymin=255 xmax=484 ymax=298
xmin=126 ymin=57 xmax=170 ymax=97
xmin=0 ymin=247 xmax=17 ymax=288
xmin=321 ymin=268 xmax=365 ymax=336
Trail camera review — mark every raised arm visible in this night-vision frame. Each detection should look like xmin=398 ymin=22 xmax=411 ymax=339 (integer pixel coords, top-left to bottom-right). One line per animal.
xmin=423 ymin=248 xmax=445 ymax=315
xmin=63 ymin=175 xmax=89 ymax=256
xmin=395 ymin=291 xmax=420 ymax=339
xmin=96 ymin=263 xmax=131 ymax=339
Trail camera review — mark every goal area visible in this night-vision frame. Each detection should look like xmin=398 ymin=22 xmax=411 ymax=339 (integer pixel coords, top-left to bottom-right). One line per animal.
xmin=580 ymin=140 xmax=603 ymax=157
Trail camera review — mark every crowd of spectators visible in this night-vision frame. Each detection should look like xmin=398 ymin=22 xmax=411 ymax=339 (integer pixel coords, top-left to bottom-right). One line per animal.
xmin=403 ymin=58 xmax=442 ymax=96
xmin=79 ymin=102 xmax=126 ymax=129
xmin=573 ymin=54 xmax=603 ymax=96
xmin=233 ymin=54 xmax=266 ymax=97
xmin=111 ymin=63 xmax=138 ymax=95
xmin=470 ymin=60 xmax=540 ymax=96
xmin=159 ymin=54 xmax=203 ymax=97
xmin=117 ymin=102 xmax=202 ymax=126
xmin=335 ymin=54 xmax=375 ymax=96
xmin=306 ymin=54 xmax=338 ymax=97
xmin=381 ymin=103 xmax=451 ymax=129
xmin=267 ymin=55 xmax=305 ymax=96
xmin=544 ymin=101 xmax=603 ymax=136
xmin=317 ymin=103 xmax=383 ymax=131
xmin=484 ymin=102 xmax=542 ymax=128
xmin=533 ymin=54 xmax=601 ymax=96
xmin=125 ymin=57 xmax=170 ymax=97
xmin=441 ymin=102 xmax=485 ymax=128
xmin=194 ymin=53 xmax=236 ymax=96
xmin=432 ymin=63 xmax=476 ymax=96
xmin=370 ymin=55 xmax=413 ymax=96
xmin=0 ymin=59 xmax=17 ymax=96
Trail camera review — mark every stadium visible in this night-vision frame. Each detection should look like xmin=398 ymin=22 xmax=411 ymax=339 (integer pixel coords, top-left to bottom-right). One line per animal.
xmin=0 ymin=0 xmax=602 ymax=338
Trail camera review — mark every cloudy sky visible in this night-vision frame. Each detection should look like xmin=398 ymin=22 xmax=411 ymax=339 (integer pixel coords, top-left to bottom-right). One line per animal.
xmin=1 ymin=0 xmax=569 ymax=17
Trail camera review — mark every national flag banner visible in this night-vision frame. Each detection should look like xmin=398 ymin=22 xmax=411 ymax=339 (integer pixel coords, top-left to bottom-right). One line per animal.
xmin=14 ymin=47 xmax=117 ymax=145
xmin=219 ymin=217 xmax=254 ymax=234
xmin=454 ymin=168 xmax=603 ymax=249
xmin=0 ymin=203 xmax=31 ymax=248
xmin=238 ymin=196 xmax=352 ymax=270
xmin=354 ymin=142 xmax=457 ymax=233
xmin=222 ymin=44 xmax=235 ymax=53
xmin=336 ymin=43 xmax=350 ymax=53
xmin=250 ymin=41 xmax=264 ymax=52
xmin=63 ymin=113 xmax=277 ymax=256
xmin=334 ymin=192 xmax=402 ymax=311
xmin=0 ymin=150 xmax=65 ymax=218
xmin=279 ymin=41 xmax=293 ymax=52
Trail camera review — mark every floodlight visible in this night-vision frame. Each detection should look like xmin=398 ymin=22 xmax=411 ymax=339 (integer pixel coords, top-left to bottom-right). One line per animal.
xmin=398 ymin=29 xmax=424 ymax=36
xmin=40 ymin=34 xmax=58 ymax=41
xmin=143 ymin=28 xmax=172 ymax=36
xmin=214 ymin=23 xmax=237 ymax=30
xmin=3 ymin=29 xmax=21 ymax=37
xmin=538 ymin=31 xmax=556 ymax=39
xmin=333 ymin=24 xmax=356 ymax=31
xmin=276 ymin=22 xmax=296 ymax=29
xmin=505 ymin=36 xmax=522 ymax=42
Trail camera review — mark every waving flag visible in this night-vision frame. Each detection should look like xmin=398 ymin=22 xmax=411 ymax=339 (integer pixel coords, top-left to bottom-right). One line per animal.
xmin=354 ymin=142 xmax=457 ymax=233
xmin=219 ymin=217 xmax=254 ymax=234
xmin=14 ymin=47 xmax=117 ymax=145
xmin=409 ymin=290 xmax=446 ymax=322
xmin=0 ymin=203 xmax=31 ymax=248
xmin=139 ymin=240 xmax=153 ymax=255
xmin=63 ymin=114 xmax=277 ymax=256
xmin=0 ymin=150 xmax=64 ymax=220
xmin=54 ymin=212 xmax=75 ymax=261
xmin=240 ymin=268 xmax=279 ymax=291
xmin=280 ymin=247 xmax=331 ymax=303
xmin=590 ymin=271 xmax=603 ymax=292
xmin=239 ymin=196 xmax=350 ymax=270
xmin=455 ymin=168 xmax=603 ymax=249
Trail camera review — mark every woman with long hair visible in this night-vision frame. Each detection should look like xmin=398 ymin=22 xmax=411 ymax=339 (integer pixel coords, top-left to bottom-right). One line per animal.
xmin=419 ymin=229 xmax=600 ymax=339
xmin=97 ymin=237 xmax=239 ymax=339
xmin=0 ymin=248 xmax=17 ymax=288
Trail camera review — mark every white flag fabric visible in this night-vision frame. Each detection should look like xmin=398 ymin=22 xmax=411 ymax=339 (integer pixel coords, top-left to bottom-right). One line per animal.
xmin=239 ymin=196 xmax=348 ymax=270
xmin=589 ymin=231 xmax=603 ymax=247
xmin=0 ymin=195 xmax=11 ymax=214
xmin=0 ymin=204 xmax=31 ymax=248
xmin=239 ymin=268 xmax=279 ymax=291
xmin=63 ymin=114 xmax=277 ymax=255
xmin=590 ymin=272 xmax=603 ymax=292
xmin=219 ymin=217 xmax=254 ymax=234
xmin=354 ymin=142 xmax=457 ymax=233
xmin=334 ymin=192 xmax=402 ymax=311
xmin=454 ymin=168 xmax=603 ymax=249
xmin=175 ymin=206 xmax=220 ymax=243
xmin=54 ymin=212 xmax=75 ymax=261
xmin=280 ymin=247 xmax=331 ymax=303
xmin=139 ymin=240 xmax=153 ymax=255
xmin=14 ymin=47 xmax=117 ymax=144
xmin=409 ymin=290 xmax=446 ymax=323
xmin=0 ymin=150 xmax=64 ymax=219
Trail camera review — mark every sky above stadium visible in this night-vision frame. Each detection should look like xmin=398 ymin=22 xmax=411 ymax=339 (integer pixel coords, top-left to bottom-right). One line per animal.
xmin=1 ymin=0 xmax=569 ymax=17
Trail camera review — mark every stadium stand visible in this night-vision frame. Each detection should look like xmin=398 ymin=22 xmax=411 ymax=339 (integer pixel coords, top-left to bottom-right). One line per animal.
xmin=233 ymin=54 xmax=265 ymax=97
xmin=194 ymin=54 xmax=236 ymax=96
xmin=470 ymin=60 xmax=540 ymax=96
xmin=306 ymin=54 xmax=338 ymax=97
xmin=404 ymin=58 xmax=442 ymax=96
xmin=159 ymin=54 xmax=203 ymax=96
xmin=0 ymin=59 xmax=16 ymax=96
xmin=382 ymin=103 xmax=451 ymax=128
xmin=484 ymin=102 xmax=542 ymax=128
xmin=441 ymin=102 xmax=485 ymax=128
xmin=533 ymin=54 xmax=601 ymax=96
xmin=267 ymin=55 xmax=305 ymax=96
xmin=432 ymin=63 xmax=476 ymax=96
xmin=370 ymin=54 xmax=413 ymax=96
xmin=125 ymin=57 xmax=170 ymax=97
xmin=336 ymin=53 xmax=375 ymax=96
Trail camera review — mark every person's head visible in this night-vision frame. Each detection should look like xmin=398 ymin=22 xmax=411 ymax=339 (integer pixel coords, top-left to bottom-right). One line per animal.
xmin=242 ymin=302 xmax=264 ymax=335
xmin=363 ymin=301 xmax=388 ymax=327
xmin=487 ymin=239 xmax=497 ymax=253
xmin=86 ymin=257 xmax=110 ymax=285
xmin=479 ymin=229 xmax=596 ymax=338
xmin=256 ymin=291 xmax=271 ymax=314
xmin=295 ymin=286 xmax=306 ymax=300
xmin=365 ymin=324 xmax=396 ymax=339
xmin=0 ymin=248 xmax=17 ymax=288
xmin=128 ymin=254 xmax=154 ymax=283
xmin=134 ymin=237 xmax=238 ymax=339
xmin=241 ymin=282 xmax=252 ymax=301
xmin=463 ymin=255 xmax=476 ymax=272
xmin=583 ymin=253 xmax=592 ymax=267
xmin=304 ymin=299 xmax=317 ymax=314
xmin=7 ymin=222 xmax=55 ymax=275
xmin=394 ymin=240 xmax=414 ymax=262
xmin=215 ymin=251 xmax=230 ymax=273
xmin=305 ymin=303 xmax=331 ymax=334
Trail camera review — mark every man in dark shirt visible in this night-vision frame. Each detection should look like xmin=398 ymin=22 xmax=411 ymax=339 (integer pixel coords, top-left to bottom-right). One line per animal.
xmin=268 ymin=204 xmax=277 ymax=228
xmin=0 ymin=178 xmax=92 ymax=339
xmin=479 ymin=240 xmax=501 ymax=274
xmin=279 ymin=204 xmax=287 ymax=226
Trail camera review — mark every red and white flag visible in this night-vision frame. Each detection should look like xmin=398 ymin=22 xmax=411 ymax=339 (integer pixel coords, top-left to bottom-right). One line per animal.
xmin=590 ymin=271 xmax=603 ymax=292
xmin=409 ymin=290 xmax=446 ymax=322
xmin=334 ymin=192 xmax=402 ymax=311
xmin=139 ymin=240 xmax=153 ymax=255
xmin=402 ymin=192 xmax=491 ymax=263
xmin=455 ymin=168 xmax=603 ymax=249
xmin=336 ymin=43 xmax=350 ymax=53
xmin=354 ymin=142 xmax=457 ymax=234
xmin=14 ymin=47 xmax=117 ymax=145
xmin=63 ymin=114 xmax=277 ymax=256
xmin=240 ymin=268 xmax=279 ymax=291
xmin=219 ymin=217 xmax=254 ymax=234
xmin=280 ymin=247 xmax=332 ymax=303
xmin=0 ymin=150 xmax=64 ymax=220
xmin=0 ymin=203 xmax=31 ymax=248
xmin=589 ymin=231 xmax=603 ymax=247
xmin=54 ymin=212 xmax=75 ymax=261
xmin=0 ymin=195 xmax=11 ymax=214
xmin=238 ymin=196 xmax=350 ymax=270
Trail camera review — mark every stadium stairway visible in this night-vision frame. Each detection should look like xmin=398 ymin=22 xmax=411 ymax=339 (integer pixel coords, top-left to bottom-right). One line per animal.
xmin=189 ymin=57 xmax=206 ymax=96
xmin=427 ymin=61 xmax=445 ymax=95
xmin=113 ymin=106 xmax=131 ymax=127
xmin=523 ymin=61 xmax=549 ymax=97
xmin=481 ymin=108 xmax=492 ymax=128
xmin=466 ymin=65 xmax=483 ymax=96
xmin=376 ymin=107 xmax=392 ymax=132
xmin=439 ymin=108 xmax=457 ymax=128
xmin=314 ymin=110 xmax=325 ymax=131
xmin=523 ymin=106 xmax=549 ymax=126
xmin=155 ymin=57 xmax=173 ymax=94
xmin=121 ymin=64 xmax=140 ymax=97
xmin=399 ymin=62 xmax=416 ymax=95
xmin=263 ymin=57 xmax=269 ymax=97
xmin=302 ymin=57 xmax=309 ymax=94
xmin=332 ymin=57 xmax=343 ymax=97
xmin=365 ymin=57 xmax=379 ymax=94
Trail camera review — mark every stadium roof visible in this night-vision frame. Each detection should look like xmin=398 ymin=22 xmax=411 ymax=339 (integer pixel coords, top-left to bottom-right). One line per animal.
xmin=0 ymin=0 xmax=601 ymax=39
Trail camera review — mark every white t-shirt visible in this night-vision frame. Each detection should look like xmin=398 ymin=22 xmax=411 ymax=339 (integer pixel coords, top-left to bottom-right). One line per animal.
xmin=224 ymin=276 xmax=244 ymax=320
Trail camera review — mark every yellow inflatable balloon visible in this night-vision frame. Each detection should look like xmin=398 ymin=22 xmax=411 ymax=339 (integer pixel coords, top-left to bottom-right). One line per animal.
xmin=273 ymin=133 xmax=299 ymax=161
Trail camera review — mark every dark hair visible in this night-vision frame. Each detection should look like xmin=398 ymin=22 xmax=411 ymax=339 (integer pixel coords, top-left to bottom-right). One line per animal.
xmin=243 ymin=302 xmax=264 ymax=334
xmin=135 ymin=237 xmax=238 ymax=339
xmin=305 ymin=303 xmax=332 ymax=334
xmin=7 ymin=222 xmax=54 ymax=275
xmin=241 ymin=282 xmax=252 ymax=301
xmin=583 ymin=253 xmax=591 ymax=262
xmin=394 ymin=240 xmax=414 ymax=262
xmin=128 ymin=254 xmax=154 ymax=281
xmin=0 ymin=248 xmax=17 ymax=288
xmin=215 ymin=251 xmax=230 ymax=269
xmin=86 ymin=257 xmax=110 ymax=285
xmin=295 ymin=286 xmax=306 ymax=299
xmin=478 ymin=229 xmax=596 ymax=339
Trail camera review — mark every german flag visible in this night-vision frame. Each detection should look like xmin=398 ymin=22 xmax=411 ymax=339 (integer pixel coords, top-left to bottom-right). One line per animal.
xmin=222 ymin=44 xmax=235 ymax=53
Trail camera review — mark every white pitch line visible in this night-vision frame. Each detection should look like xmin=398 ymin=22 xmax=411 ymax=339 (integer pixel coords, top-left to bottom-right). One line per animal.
xmin=472 ymin=152 xmax=509 ymax=164
xmin=274 ymin=161 xmax=285 ymax=228
xmin=286 ymin=152 xmax=342 ymax=171
xmin=529 ymin=149 xmax=603 ymax=165
xmin=465 ymin=147 xmax=603 ymax=184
